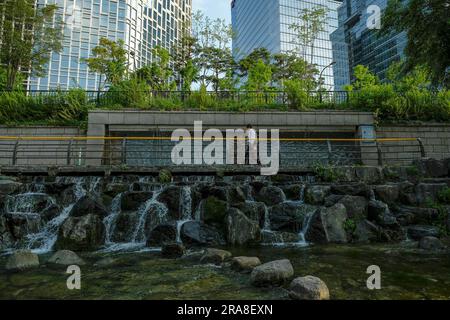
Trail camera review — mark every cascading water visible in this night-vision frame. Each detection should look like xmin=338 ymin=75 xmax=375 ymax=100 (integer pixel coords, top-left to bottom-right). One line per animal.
xmin=175 ymin=186 xmax=193 ymax=243
xmin=103 ymin=193 xmax=124 ymax=245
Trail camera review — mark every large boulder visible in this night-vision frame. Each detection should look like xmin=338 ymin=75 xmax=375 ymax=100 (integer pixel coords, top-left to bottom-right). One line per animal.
xmin=69 ymin=196 xmax=108 ymax=218
xmin=0 ymin=180 xmax=22 ymax=195
xmin=5 ymin=250 xmax=39 ymax=270
xmin=255 ymin=186 xmax=286 ymax=206
xmin=305 ymin=185 xmax=331 ymax=205
xmin=407 ymin=225 xmax=440 ymax=240
xmin=48 ymin=250 xmax=86 ymax=266
xmin=199 ymin=185 xmax=228 ymax=202
xmin=157 ymin=186 xmax=182 ymax=220
xmin=200 ymin=248 xmax=232 ymax=265
xmin=374 ymin=185 xmax=400 ymax=204
xmin=225 ymin=208 xmax=261 ymax=246
xmin=355 ymin=166 xmax=383 ymax=184
xmin=269 ymin=203 xmax=318 ymax=233
xmin=282 ymin=185 xmax=304 ymax=201
xmin=104 ymin=183 xmax=128 ymax=197
xmin=231 ymin=256 xmax=261 ymax=272
xmin=415 ymin=183 xmax=448 ymax=205
xmin=331 ymin=183 xmax=369 ymax=197
xmin=228 ymin=186 xmax=247 ymax=204
xmin=289 ymin=276 xmax=330 ymax=300
xmin=111 ymin=211 xmax=139 ymax=243
xmin=306 ymin=203 xmax=348 ymax=244
xmin=394 ymin=206 xmax=440 ymax=226
xmin=368 ymin=200 xmax=398 ymax=227
xmin=121 ymin=192 xmax=153 ymax=211
xmin=180 ymin=221 xmax=225 ymax=247
xmin=338 ymin=195 xmax=368 ymax=219
xmin=56 ymin=214 xmax=105 ymax=251
xmin=146 ymin=223 xmax=177 ymax=247
xmin=202 ymin=196 xmax=228 ymax=229
xmin=418 ymin=236 xmax=445 ymax=250
xmin=233 ymin=201 xmax=266 ymax=228
xmin=414 ymin=158 xmax=449 ymax=178
xmin=0 ymin=216 xmax=14 ymax=250
xmin=4 ymin=213 xmax=43 ymax=240
xmin=250 ymin=259 xmax=294 ymax=287
xmin=353 ymin=220 xmax=381 ymax=243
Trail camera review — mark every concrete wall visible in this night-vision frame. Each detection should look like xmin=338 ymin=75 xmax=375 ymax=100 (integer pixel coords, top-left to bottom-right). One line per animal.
xmin=0 ymin=126 xmax=85 ymax=166
xmin=377 ymin=124 xmax=450 ymax=165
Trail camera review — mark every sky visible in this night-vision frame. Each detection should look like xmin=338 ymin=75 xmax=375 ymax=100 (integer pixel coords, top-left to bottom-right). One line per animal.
xmin=192 ymin=0 xmax=231 ymax=23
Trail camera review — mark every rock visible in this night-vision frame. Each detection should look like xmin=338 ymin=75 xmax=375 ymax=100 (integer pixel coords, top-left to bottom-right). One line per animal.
xmin=104 ymin=183 xmax=128 ymax=197
xmin=180 ymin=221 xmax=225 ymax=247
xmin=4 ymin=213 xmax=43 ymax=240
xmin=289 ymin=276 xmax=330 ymax=300
xmin=338 ymin=195 xmax=368 ymax=219
xmin=407 ymin=225 xmax=440 ymax=240
xmin=146 ymin=223 xmax=177 ymax=247
xmin=394 ymin=206 xmax=440 ymax=226
xmin=200 ymin=248 xmax=232 ymax=265
xmin=0 ymin=216 xmax=14 ymax=250
xmin=324 ymin=194 xmax=344 ymax=207
xmin=368 ymin=200 xmax=398 ymax=226
xmin=121 ymin=192 xmax=153 ymax=211
xmin=255 ymin=186 xmax=286 ymax=206
xmin=0 ymin=180 xmax=22 ymax=195
xmin=270 ymin=174 xmax=296 ymax=183
xmin=250 ymin=259 xmax=294 ymax=287
xmin=199 ymin=185 xmax=228 ymax=202
xmin=228 ymin=186 xmax=246 ymax=204
xmin=282 ymin=185 xmax=304 ymax=201
xmin=269 ymin=202 xmax=318 ymax=233
xmin=111 ymin=211 xmax=139 ymax=242
xmin=233 ymin=201 xmax=266 ymax=228
xmin=202 ymin=196 xmax=228 ymax=228
xmin=305 ymin=185 xmax=331 ymax=205
xmin=415 ymin=183 xmax=448 ymax=205
xmin=4 ymin=193 xmax=53 ymax=214
xmin=331 ymin=183 xmax=369 ymax=197
xmin=414 ymin=158 xmax=449 ymax=178
xmin=306 ymin=203 xmax=348 ymax=244
xmin=261 ymin=230 xmax=299 ymax=243
xmin=374 ymin=185 xmax=400 ymax=204
xmin=157 ymin=186 xmax=182 ymax=220
xmin=231 ymin=256 xmax=261 ymax=272
xmin=69 ymin=196 xmax=108 ymax=218
xmin=225 ymin=208 xmax=261 ymax=246
xmin=48 ymin=250 xmax=86 ymax=266
xmin=56 ymin=214 xmax=105 ymax=251
xmin=5 ymin=250 xmax=39 ymax=270
xmin=353 ymin=220 xmax=381 ymax=243
xmin=161 ymin=242 xmax=186 ymax=258
xmin=355 ymin=166 xmax=383 ymax=184
xmin=419 ymin=236 xmax=445 ymax=250
xmin=40 ymin=204 xmax=62 ymax=221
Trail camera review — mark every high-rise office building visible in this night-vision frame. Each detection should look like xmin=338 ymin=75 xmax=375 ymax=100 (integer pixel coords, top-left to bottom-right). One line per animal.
xmin=29 ymin=0 xmax=191 ymax=91
xmin=231 ymin=0 xmax=342 ymax=89
xmin=331 ymin=0 xmax=407 ymax=89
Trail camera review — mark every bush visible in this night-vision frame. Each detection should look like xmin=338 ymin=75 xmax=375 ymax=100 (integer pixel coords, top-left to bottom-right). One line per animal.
xmin=284 ymin=79 xmax=309 ymax=110
xmin=105 ymin=78 xmax=149 ymax=108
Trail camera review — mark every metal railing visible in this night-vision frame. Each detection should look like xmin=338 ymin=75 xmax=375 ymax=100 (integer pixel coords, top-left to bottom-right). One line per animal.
xmin=0 ymin=135 xmax=427 ymax=168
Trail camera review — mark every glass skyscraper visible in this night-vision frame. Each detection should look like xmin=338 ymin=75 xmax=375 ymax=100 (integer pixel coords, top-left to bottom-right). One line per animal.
xmin=231 ymin=0 xmax=342 ymax=89
xmin=331 ymin=0 xmax=407 ymax=89
xmin=29 ymin=0 xmax=191 ymax=91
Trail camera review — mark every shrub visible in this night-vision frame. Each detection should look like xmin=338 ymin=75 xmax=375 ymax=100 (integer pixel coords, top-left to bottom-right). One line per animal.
xmin=284 ymin=79 xmax=309 ymax=110
xmin=105 ymin=78 xmax=149 ymax=108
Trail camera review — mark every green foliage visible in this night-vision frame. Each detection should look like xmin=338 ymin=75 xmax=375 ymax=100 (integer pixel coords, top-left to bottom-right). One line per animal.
xmin=135 ymin=46 xmax=174 ymax=91
xmin=245 ymin=59 xmax=272 ymax=91
xmin=344 ymin=219 xmax=357 ymax=236
xmin=382 ymin=0 xmax=450 ymax=87
xmin=312 ymin=163 xmax=343 ymax=182
xmin=284 ymin=79 xmax=309 ymax=110
xmin=158 ymin=169 xmax=173 ymax=183
xmin=106 ymin=78 xmax=149 ymax=108
xmin=84 ymin=38 xmax=128 ymax=87
xmin=437 ymin=187 xmax=450 ymax=205
xmin=0 ymin=0 xmax=63 ymax=90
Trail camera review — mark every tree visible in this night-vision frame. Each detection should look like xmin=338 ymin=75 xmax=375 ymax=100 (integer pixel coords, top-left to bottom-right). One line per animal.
xmin=348 ymin=65 xmax=379 ymax=90
xmin=272 ymin=53 xmax=318 ymax=89
xmin=84 ymin=38 xmax=128 ymax=87
xmin=289 ymin=7 xmax=327 ymax=64
xmin=136 ymin=46 xmax=174 ymax=91
xmin=245 ymin=59 xmax=272 ymax=91
xmin=238 ymin=48 xmax=271 ymax=78
xmin=171 ymin=22 xmax=198 ymax=91
xmin=192 ymin=10 xmax=234 ymax=89
xmin=0 ymin=0 xmax=63 ymax=90
xmin=382 ymin=0 xmax=450 ymax=87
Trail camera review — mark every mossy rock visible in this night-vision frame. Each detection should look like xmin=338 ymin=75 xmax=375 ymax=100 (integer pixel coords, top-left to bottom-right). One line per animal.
xmin=203 ymin=196 xmax=228 ymax=228
xmin=159 ymin=169 xmax=173 ymax=183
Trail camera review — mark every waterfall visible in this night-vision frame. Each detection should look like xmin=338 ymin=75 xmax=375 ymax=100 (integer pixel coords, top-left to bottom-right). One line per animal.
xmin=298 ymin=210 xmax=315 ymax=246
xmin=262 ymin=204 xmax=271 ymax=231
xmin=23 ymin=177 xmax=88 ymax=254
xmin=103 ymin=193 xmax=124 ymax=245
xmin=174 ymin=186 xmax=194 ymax=243
xmin=194 ymin=199 xmax=204 ymax=221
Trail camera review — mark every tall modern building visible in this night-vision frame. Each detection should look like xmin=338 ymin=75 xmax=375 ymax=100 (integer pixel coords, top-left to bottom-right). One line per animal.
xmin=331 ymin=0 xmax=407 ymax=89
xmin=29 ymin=0 xmax=192 ymax=91
xmin=231 ymin=0 xmax=342 ymax=89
